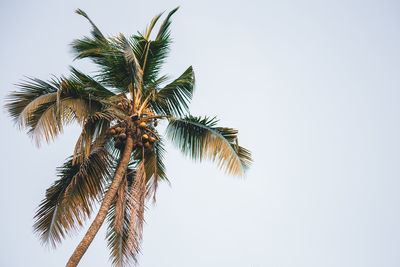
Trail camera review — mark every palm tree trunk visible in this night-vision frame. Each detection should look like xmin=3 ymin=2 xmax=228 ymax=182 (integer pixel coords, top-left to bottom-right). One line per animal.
xmin=66 ymin=136 xmax=134 ymax=267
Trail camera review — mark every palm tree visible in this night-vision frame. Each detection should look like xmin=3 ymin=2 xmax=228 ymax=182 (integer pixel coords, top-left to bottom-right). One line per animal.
xmin=5 ymin=8 xmax=252 ymax=267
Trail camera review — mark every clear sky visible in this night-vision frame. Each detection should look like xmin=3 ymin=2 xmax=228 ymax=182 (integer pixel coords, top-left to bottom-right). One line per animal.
xmin=1 ymin=0 xmax=400 ymax=266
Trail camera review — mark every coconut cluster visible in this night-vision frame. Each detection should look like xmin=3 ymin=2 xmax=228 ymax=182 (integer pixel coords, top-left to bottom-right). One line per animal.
xmin=109 ymin=99 xmax=159 ymax=150
xmin=109 ymin=124 xmax=129 ymax=150
xmin=137 ymin=121 xmax=157 ymax=148
xmin=135 ymin=120 xmax=158 ymax=149
xmin=109 ymin=120 xmax=158 ymax=151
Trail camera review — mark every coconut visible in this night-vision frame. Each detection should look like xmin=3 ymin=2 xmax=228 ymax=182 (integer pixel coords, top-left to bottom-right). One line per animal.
xmin=119 ymin=133 xmax=127 ymax=139
xmin=115 ymin=140 xmax=123 ymax=149
xmin=142 ymin=134 xmax=149 ymax=140
xmin=110 ymin=129 xmax=116 ymax=135
xmin=154 ymin=120 xmax=158 ymax=127
xmin=149 ymin=136 xmax=156 ymax=143
xmin=117 ymin=102 xmax=123 ymax=107
xmin=139 ymin=122 xmax=147 ymax=128
xmin=115 ymin=127 xmax=122 ymax=132
xmin=144 ymin=142 xmax=150 ymax=148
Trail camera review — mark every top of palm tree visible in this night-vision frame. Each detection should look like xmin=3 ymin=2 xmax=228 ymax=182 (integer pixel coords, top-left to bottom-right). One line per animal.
xmin=5 ymin=7 xmax=252 ymax=266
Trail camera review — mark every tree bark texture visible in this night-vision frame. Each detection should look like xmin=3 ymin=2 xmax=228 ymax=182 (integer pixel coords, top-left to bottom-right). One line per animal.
xmin=66 ymin=136 xmax=134 ymax=267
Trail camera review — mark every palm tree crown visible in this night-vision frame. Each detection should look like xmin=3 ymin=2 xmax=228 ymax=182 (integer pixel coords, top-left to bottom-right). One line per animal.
xmin=5 ymin=7 xmax=252 ymax=266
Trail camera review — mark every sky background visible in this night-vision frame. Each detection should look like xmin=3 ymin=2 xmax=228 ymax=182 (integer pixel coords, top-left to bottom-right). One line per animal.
xmin=1 ymin=0 xmax=400 ymax=266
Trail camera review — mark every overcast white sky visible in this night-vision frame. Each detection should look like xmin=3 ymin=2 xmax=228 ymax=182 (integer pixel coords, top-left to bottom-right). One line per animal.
xmin=1 ymin=0 xmax=400 ymax=266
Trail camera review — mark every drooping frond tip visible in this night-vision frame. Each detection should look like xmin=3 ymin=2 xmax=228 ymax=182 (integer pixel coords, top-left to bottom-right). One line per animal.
xmin=75 ymin=8 xmax=104 ymax=40
xmin=74 ymin=8 xmax=88 ymax=18
xmin=167 ymin=116 xmax=252 ymax=177
xmin=156 ymin=6 xmax=180 ymax=40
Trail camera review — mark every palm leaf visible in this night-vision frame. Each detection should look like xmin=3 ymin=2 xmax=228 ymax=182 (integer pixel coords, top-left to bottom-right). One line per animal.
xmin=143 ymin=13 xmax=163 ymax=40
xmin=71 ymin=35 xmax=109 ymax=62
xmin=106 ymin=162 xmax=146 ymax=266
xmin=73 ymin=113 xmax=111 ymax=164
xmin=118 ymin=34 xmax=144 ymax=98
xmin=106 ymin=199 xmax=136 ymax=267
xmin=150 ymin=66 xmax=195 ymax=117
xmin=6 ymin=74 xmax=110 ymax=145
xmin=75 ymin=9 xmax=105 ymax=41
xmin=155 ymin=7 xmax=179 ymax=41
xmin=131 ymin=36 xmax=171 ymax=86
xmin=166 ymin=115 xmax=252 ymax=177
xmin=72 ymin=8 xmax=179 ymax=93
xmin=72 ymin=33 xmax=131 ymax=91
xmin=143 ymin=138 xmax=167 ymax=202
xmin=126 ymin=162 xmax=146 ymax=257
xmin=8 ymin=8 xmax=253 ymax=266
xmin=33 ymin=145 xmax=113 ymax=247
xmin=113 ymin=176 xmax=128 ymax=234
xmin=69 ymin=67 xmax=115 ymax=97
xmin=6 ymin=77 xmax=59 ymax=126
xmin=130 ymin=7 xmax=179 ymax=86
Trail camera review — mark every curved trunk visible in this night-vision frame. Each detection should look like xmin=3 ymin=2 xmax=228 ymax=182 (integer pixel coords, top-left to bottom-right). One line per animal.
xmin=66 ymin=136 xmax=134 ymax=267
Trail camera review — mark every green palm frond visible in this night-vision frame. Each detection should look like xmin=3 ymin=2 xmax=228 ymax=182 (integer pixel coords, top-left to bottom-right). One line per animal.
xmin=143 ymin=13 xmax=163 ymax=40
xmin=155 ymin=7 xmax=179 ymax=41
xmin=129 ymin=7 xmax=178 ymax=86
xmin=33 ymin=146 xmax=113 ymax=248
xmin=6 ymin=74 xmax=110 ymax=145
xmin=118 ymin=34 xmax=144 ymax=96
xmin=72 ymin=34 xmax=144 ymax=93
xmin=72 ymin=8 xmax=179 ymax=94
xmin=6 ymin=7 xmax=252 ymax=266
xmin=72 ymin=34 xmax=131 ymax=91
xmin=71 ymin=9 xmax=110 ymax=68
xmin=150 ymin=66 xmax=195 ymax=116
xmin=130 ymin=35 xmax=170 ymax=86
xmin=166 ymin=115 xmax=252 ymax=177
xmin=95 ymin=44 xmax=134 ymax=91
xmin=6 ymin=77 xmax=59 ymax=125
xmin=71 ymin=35 xmax=108 ymax=61
xmin=6 ymin=78 xmax=74 ymax=144
xmin=75 ymin=9 xmax=105 ymax=41
xmin=69 ymin=67 xmax=115 ymax=97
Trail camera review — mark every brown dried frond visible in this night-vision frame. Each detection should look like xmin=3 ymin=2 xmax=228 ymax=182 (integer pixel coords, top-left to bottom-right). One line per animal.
xmin=113 ymin=176 xmax=127 ymax=233
xmin=126 ymin=162 xmax=146 ymax=255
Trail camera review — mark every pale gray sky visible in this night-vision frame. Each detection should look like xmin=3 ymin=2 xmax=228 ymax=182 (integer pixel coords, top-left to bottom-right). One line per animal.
xmin=1 ymin=0 xmax=400 ymax=266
